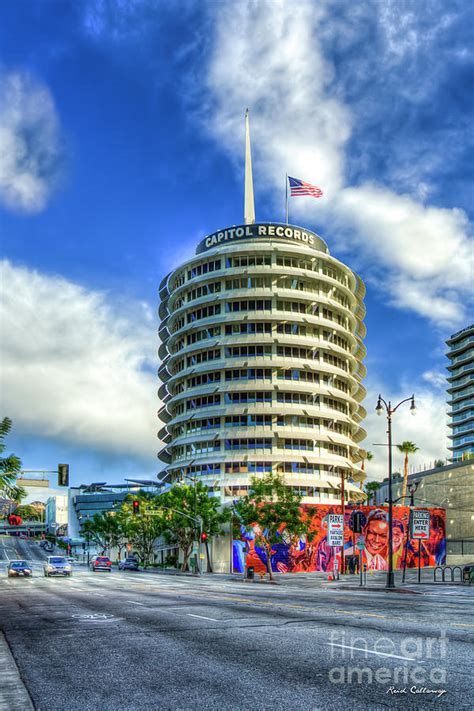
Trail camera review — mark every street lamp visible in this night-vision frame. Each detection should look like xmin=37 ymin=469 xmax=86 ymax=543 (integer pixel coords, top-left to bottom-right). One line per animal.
xmin=376 ymin=393 xmax=416 ymax=589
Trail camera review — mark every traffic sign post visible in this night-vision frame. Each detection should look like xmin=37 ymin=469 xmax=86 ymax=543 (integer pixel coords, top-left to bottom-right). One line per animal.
xmin=327 ymin=514 xmax=344 ymax=547
xmin=327 ymin=514 xmax=344 ymax=580
xmin=410 ymin=510 xmax=430 ymax=584
xmin=357 ymin=536 xmax=365 ymax=586
xmin=410 ymin=509 xmax=430 ymax=539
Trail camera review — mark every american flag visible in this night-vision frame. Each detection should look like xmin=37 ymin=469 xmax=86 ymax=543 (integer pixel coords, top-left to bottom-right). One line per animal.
xmin=288 ymin=176 xmax=323 ymax=198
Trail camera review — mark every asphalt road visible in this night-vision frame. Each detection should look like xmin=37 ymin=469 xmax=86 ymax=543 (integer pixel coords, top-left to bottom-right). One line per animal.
xmin=0 ymin=537 xmax=472 ymax=711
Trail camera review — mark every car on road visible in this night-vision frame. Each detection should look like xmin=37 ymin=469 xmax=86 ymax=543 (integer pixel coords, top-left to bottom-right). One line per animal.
xmin=44 ymin=556 xmax=72 ymax=577
xmin=118 ymin=556 xmax=139 ymax=571
xmin=90 ymin=556 xmax=112 ymax=572
xmin=7 ymin=560 xmax=32 ymax=577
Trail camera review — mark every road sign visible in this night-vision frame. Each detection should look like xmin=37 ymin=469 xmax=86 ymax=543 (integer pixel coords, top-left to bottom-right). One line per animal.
xmin=410 ymin=509 xmax=430 ymax=539
xmin=327 ymin=514 xmax=344 ymax=547
xmin=356 ymin=536 xmax=365 ymax=550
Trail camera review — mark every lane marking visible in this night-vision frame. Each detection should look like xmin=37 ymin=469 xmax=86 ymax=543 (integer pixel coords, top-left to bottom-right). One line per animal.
xmin=127 ymin=600 xmax=146 ymax=606
xmin=187 ymin=613 xmax=218 ymax=621
xmin=452 ymin=623 xmax=474 ymax=628
xmin=326 ymin=643 xmax=418 ymax=661
xmin=335 ymin=609 xmax=386 ymax=619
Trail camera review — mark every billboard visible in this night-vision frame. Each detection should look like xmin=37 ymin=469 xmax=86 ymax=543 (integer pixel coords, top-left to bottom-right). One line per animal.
xmin=232 ymin=504 xmax=446 ymax=574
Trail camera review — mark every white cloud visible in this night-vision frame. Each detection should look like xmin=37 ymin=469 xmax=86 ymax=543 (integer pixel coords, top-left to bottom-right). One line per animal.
xmin=363 ymin=380 xmax=449 ymax=482
xmin=422 ymin=370 xmax=447 ymax=389
xmin=0 ymin=260 xmax=158 ymax=459
xmin=203 ymin=1 xmax=473 ymax=326
xmin=205 ymin=1 xmax=350 ymax=198
xmin=0 ymin=71 xmax=64 ymax=213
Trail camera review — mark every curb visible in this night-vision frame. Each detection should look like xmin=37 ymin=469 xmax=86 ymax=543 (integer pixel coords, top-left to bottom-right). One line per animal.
xmin=0 ymin=633 xmax=34 ymax=710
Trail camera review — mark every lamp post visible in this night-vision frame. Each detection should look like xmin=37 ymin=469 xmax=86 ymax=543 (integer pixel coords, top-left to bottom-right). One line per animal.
xmin=376 ymin=394 xmax=416 ymax=588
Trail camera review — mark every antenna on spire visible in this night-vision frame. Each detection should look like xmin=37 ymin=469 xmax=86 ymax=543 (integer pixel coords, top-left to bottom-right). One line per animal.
xmin=244 ymin=109 xmax=255 ymax=225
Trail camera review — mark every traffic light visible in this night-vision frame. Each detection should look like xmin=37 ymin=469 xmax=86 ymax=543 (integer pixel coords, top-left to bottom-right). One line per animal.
xmin=132 ymin=500 xmax=140 ymax=516
xmin=58 ymin=463 xmax=69 ymax=487
xmin=351 ymin=510 xmax=364 ymax=534
xmin=201 ymin=532 xmax=207 ymax=542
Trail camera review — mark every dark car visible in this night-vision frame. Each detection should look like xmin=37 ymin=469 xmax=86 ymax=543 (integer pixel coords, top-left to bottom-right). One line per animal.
xmin=7 ymin=560 xmax=32 ymax=577
xmin=118 ymin=556 xmax=139 ymax=571
xmin=90 ymin=556 xmax=112 ymax=572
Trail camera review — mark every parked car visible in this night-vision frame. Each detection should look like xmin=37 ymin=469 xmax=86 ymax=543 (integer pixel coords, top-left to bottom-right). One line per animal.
xmin=44 ymin=556 xmax=72 ymax=577
xmin=118 ymin=556 xmax=139 ymax=571
xmin=7 ymin=560 xmax=32 ymax=577
xmin=90 ymin=556 xmax=112 ymax=572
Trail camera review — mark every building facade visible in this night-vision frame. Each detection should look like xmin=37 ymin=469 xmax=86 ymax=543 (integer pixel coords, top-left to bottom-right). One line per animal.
xmin=375 ymin=459 xmax=474 ymax=559
xmin=45 ymin=494 xmax=68 ymax=535
xmin=158 ymin=222 xmax=367 ymax=504
xmin=447 ymin=324 xmax=474 ymax=462
xmin=68 ymin=480 xmax=161 ymax=540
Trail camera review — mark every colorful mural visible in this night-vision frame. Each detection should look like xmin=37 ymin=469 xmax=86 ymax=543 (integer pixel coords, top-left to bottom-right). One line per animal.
xmin=232 ymin=505 xmax=446 ymax=574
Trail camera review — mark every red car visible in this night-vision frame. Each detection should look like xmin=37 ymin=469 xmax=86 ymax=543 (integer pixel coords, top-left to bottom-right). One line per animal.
xmin=90 ymin=556 xmax=112 ymax=572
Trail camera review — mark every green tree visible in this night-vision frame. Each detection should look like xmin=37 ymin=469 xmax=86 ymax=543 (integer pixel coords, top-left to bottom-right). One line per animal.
xmin=0 ymin=418 xmax=25 ymax=501
xmin=81 ymin=514 xmax=112 ymax=553
xmin=121 ymin=494 xmax=165 ymax=567
xmin=106 ymin=512 xmax=129 ymax=563
xmin=397 ymin=441 xmax=419 ymax=501
xmin=13 ymin=504 xmax=42 ymax=521
xmin=364 ymin=480 xmax=381 ymax=505
xmin=159 ymin=482 xmax=230 ymax=572
xmin=233 ymin=474 xmax=310 ymax=581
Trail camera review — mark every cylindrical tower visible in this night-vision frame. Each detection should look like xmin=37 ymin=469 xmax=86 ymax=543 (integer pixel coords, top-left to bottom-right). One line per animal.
xmin=158 ymin=222 xmax=367 ymax=504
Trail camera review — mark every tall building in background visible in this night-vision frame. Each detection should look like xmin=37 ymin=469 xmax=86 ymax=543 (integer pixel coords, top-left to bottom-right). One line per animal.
xmin=157 ymin=222 xmax=367 ymax=503
xmin=158 ymin=112 xmax=367 ymax=504
xmin=447 ymin=324 xmax=474 ymax=461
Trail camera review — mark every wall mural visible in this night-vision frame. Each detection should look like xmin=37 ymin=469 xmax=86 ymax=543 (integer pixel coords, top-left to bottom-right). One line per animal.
xmin=232 ymin=504 xmax=446 ymax=574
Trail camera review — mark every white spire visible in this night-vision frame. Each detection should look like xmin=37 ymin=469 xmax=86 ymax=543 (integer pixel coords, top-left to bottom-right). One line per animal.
xmin=244 ymin=109 xmax=255 ymax=225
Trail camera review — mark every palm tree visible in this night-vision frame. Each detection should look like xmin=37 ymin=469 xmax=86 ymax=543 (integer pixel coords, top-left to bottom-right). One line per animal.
xmin=0 ymin=418 xmax=25 ymax=501
xmin=397 ymin=441 xmax=419 ymax=501
xmin=359 ymin=451 xmax=373 ymax=489
xmin=364 ymin=480 xmax=381 ymax=505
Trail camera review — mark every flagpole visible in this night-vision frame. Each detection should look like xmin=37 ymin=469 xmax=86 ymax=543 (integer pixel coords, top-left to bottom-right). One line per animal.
xmin=285 ymin=174 xmax=289 ymax=225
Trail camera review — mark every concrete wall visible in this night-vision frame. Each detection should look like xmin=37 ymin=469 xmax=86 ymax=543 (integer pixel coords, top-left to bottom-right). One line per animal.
xmin=375 ymin=461 xmax=474 ymax=542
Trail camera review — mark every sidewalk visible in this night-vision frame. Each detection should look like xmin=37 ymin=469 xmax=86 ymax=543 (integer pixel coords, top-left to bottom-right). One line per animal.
xmin=0 ymin=633 xmax=34 ymax=711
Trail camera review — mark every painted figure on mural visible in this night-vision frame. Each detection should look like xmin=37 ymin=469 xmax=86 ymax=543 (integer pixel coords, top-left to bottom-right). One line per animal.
xmin=361 ymin=509 xmax=389 ymax=570
xmin=232 ymin=505 xmax=446 ymax=574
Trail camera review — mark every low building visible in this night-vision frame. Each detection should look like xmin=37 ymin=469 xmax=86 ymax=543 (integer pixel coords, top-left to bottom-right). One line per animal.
xmin=45 ymin=495 xmax=68 ymax=535
xmin=375 ymin=460 xmax=474 ymax=562
xmin=68 ymin=479 xmax=162 ymax=541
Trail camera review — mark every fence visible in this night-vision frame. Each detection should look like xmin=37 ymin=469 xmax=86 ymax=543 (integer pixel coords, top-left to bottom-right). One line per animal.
xmin=446 ymin=538 xmax=474 ymax=556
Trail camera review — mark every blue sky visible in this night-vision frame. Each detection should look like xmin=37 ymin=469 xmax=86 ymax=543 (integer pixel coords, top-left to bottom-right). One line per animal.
xmin=1 ymin=0 xmax=473 ymax=486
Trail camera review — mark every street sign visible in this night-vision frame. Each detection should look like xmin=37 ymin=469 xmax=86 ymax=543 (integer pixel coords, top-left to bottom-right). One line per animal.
xmin=327 ymin=514 xmax=344 ymax=547
xmin=356 ymin=536 xmax=365 ymax=550
xmin=410 ymin=509 xmax=430 ymax=539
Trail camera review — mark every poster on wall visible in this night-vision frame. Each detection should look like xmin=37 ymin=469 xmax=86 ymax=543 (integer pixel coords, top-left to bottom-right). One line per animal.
xmin=232 ymin=504 xmax=446 ymax=575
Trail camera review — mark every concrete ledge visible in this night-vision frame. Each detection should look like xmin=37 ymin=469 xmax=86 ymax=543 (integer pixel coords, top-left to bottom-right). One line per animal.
xmin=0 ymin=633 xmax=34 ymax=710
